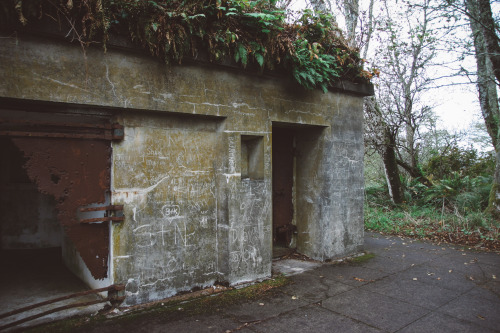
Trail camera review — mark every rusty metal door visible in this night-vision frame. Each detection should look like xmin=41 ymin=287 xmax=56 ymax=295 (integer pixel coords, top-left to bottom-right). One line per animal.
xmin=272 ymin=127 xmax=294 ymax=247
xmin=1 ymin=110 xmax=123 ymax=279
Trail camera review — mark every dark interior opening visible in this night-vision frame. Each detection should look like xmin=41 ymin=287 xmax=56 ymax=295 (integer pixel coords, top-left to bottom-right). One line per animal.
xmin=0 ymin=138 xmax=91 ymax=322
xmin=272 ymin=126 xmax=296 ymax=257
xmin=272 ymin=123 xmax=326 ymax=259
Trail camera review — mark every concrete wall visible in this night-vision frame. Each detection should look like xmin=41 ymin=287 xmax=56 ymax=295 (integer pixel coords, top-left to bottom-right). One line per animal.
xmin=0 ymin=33 xmax=368 ymax=305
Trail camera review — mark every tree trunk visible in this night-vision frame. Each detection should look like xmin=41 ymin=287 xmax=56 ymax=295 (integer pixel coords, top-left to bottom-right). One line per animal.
xmin=467 ymin=0 xmax=500 ymax=216
xmin=396 ymin=159 xmax=433 ymax=188
xmin=382 ymin=128 xmax=404 ymax=204
xmin=489 ymin=152 xmax=500 ymax=217
xmin=308 ymin=0 xmax=331 ymax=13
xmin=475 ymin=0 xmax=500 ymax=84
xmin=468 ymin=0 xmax=500 ymax=148
xmin=342 ymin=0 xmax=359 ymax=47
xmin=361 ymin=0 xmax=375 ymax=60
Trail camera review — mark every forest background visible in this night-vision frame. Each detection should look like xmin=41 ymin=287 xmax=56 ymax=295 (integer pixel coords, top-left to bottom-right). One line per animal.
xmin=286 ymin=0 xmax=500 ymax=251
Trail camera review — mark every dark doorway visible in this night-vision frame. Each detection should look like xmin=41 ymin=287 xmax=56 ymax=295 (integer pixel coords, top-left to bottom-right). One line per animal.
xmin=272 ymin=127 xmax=296 ymax=254
xmin=0 ymin=137 xmax=102 ymax=327
xmin=0 ymin=108 xmax=121 ymax=281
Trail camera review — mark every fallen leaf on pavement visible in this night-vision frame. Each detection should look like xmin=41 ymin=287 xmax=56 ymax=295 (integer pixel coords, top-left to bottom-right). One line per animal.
xmin=353 ymin=277 xmax=374 ymax=282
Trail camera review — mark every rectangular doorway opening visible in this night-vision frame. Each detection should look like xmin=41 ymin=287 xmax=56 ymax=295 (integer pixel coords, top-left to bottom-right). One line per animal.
xmin=272 ymin=127 xmax=296 ymax=258
xmin=272 ymin=123 xmax=325 ymax=259
xmin=0 ymin=106 xmax=120 ymax=328
xmin=0 ymin=137 xmax=104 ymax=328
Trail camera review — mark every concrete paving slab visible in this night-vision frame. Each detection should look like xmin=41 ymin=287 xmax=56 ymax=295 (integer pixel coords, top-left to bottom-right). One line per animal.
xmin=465 ymin=285 xmax=500 ymax=302
xmin=363 ymin=232 xmax=400 ymax=251
xmin=278 ymin=273 xmax=328 ymax=303
xmin=378 ymin=249 xmax=440 ymax=263
xmin=397 ymin=311 xmax=498 ymax=333
xmin=365 ymin=232 xmax=454 ymax=255
xmin=429 ymin=254 xmax=486 ymax=277
xmin=72 ymin=313 xmax=241 ymax=333
xmin=437 ymin=290 xmax=500 ymax=331
xmin=466 ymin=251 xmax=500 ymax=266
xmin=359 ymin=274 xmax=461 ymax=309
xmin=392 ymin=262 xmax=477 ymax=293
xmin=225 ymin=292 xmax=309 ymax=323
xmin=320 ymin=279 xmax=356 ymax=298
xmin=481 ymin=281 xmax=500 ymax=298
xmin=311 ymin=264 xmax=390 ymax=286
xmin=272 ymin=259 xmax=321 ymax=276
xmin=357 ymin=253 xmax=430 ymax=274
xmin=322 ymin=288 xmax=430 ymax=332
xmin=280 ymin=271 xmax=354 ymax=302
xmin=429 ymin=251 xmax=500 ymax=281
xmin=250 ymin=304 xmax=382 ymax=333
xmin=478 ymin=262 xmax=500 ymax=280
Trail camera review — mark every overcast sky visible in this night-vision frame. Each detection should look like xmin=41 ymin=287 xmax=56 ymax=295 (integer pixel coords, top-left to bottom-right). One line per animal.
xmin=287 ymin=0 xmax=484 ymax=134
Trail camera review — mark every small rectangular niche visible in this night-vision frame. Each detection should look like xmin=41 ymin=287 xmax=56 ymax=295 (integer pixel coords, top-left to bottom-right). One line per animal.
xmin=241 ymin=135 xmax=264 ymax=180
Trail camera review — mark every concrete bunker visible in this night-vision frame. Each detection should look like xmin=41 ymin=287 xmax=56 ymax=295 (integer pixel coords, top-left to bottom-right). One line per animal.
xmin=0 ymin=32 xmax=372 ymax=308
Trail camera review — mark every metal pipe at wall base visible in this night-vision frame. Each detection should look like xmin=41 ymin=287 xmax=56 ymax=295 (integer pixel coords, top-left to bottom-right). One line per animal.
xmin=0 ymin=284 xmax=125 ymax=331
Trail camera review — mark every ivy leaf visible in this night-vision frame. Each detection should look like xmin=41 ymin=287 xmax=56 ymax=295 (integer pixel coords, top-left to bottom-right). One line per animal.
xmin=237 ymin=43 xmax=248 ymax=66
xmin=320 ymin=83 xmax=328 ymax=93
xmin=151 ymin=22 xmax=158 ymax=32
xmin=255 ymin=53 xmax=264 ymax=67
xmin=188 ymin=14 xmax=206 ymax=19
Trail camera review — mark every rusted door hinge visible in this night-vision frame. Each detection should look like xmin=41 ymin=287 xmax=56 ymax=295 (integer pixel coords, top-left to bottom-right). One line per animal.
xmin=79 ymin=205 xmax=124 ymax=224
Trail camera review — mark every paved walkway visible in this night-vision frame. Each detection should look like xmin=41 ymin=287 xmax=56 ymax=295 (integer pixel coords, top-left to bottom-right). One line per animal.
xmin=58 ymin=232 xmax=500 ymax=332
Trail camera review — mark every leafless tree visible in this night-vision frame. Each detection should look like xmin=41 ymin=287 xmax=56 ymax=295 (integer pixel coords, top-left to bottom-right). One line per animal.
xmin=463 ymin=0 xmax=500 ymax=214
xmin=308 ymin=0 xmax=442 ymax=203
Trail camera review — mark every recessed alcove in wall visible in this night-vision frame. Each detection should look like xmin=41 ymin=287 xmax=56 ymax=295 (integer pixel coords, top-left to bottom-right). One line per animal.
xmin=272 ymin=123 xmax=327 ymax=257
xmin=241 ymin=135 xmax=264 ymax=180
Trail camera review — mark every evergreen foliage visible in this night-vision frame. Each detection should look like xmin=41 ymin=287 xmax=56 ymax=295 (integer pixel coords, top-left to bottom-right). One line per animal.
xmin=365 ymin=145 xmax=499 ymax=249
xmin=0 ymin=0 xmax=376 ymax=91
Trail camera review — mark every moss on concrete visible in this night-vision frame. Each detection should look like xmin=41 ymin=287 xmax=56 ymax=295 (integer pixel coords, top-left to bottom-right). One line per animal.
xmin=25 ymin=276 xmax=290 ymax=333
xmin=349 ymin=252 xmax=375 ymax=264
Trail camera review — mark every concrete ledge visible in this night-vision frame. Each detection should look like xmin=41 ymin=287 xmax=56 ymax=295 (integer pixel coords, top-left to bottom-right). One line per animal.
xmin=3 ymin=21 xmax=374 ymax=98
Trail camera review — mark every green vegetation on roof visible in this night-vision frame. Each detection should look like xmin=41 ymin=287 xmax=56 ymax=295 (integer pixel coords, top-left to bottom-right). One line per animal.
xmin=2 ymin=0 xmax=376 ymax=92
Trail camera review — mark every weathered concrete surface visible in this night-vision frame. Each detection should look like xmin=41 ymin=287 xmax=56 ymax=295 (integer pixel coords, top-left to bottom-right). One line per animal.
xmin=38 ymin=233 xmax=500 ymax=333
xmin=111 ymin=113 xmax=223 ymax=304
xmin=0 ymin=33 xmax=368 ymax=305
